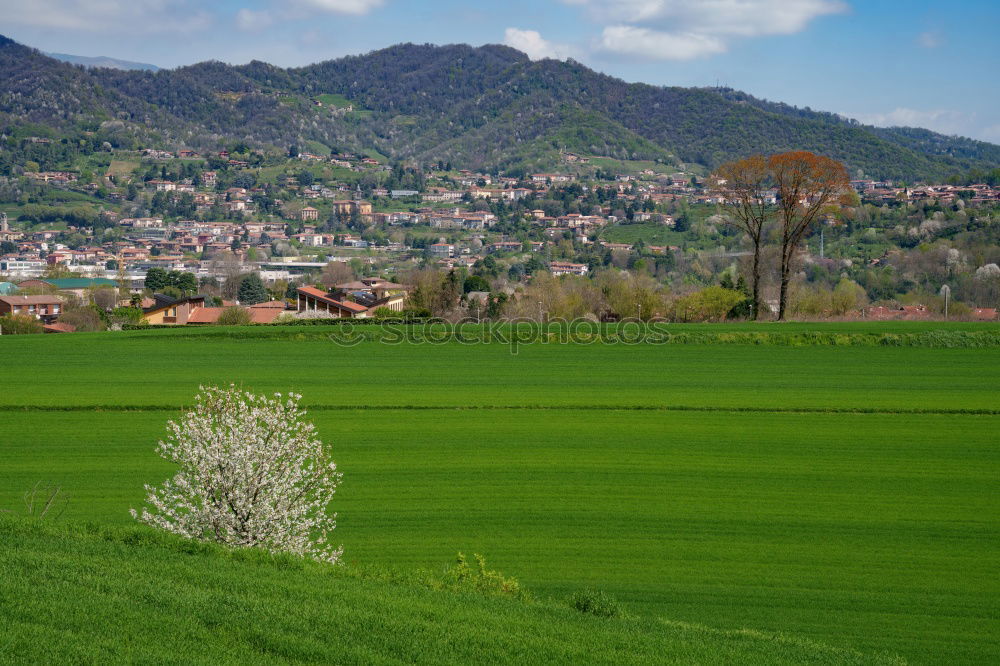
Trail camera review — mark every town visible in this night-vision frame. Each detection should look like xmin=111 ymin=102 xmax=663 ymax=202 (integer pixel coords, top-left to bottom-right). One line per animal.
xmin=2 ymin=143 xmax=999 ymax=332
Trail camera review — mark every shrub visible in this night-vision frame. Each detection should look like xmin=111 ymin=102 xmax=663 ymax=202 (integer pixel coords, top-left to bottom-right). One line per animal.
xmin=131 ymin=385 xmax=343 ymax=563
xmin=670 ymin=287 xmax=746 ymax=322
xmin=440 ymin=552 xmax=528 ymax=600
xmin=217 ymin=306 xmax=252 ymax=325
xmin=569 ymin=589 xmax=625 ymax=618
xmin=0 ymin=314 xmax=43 ymax=334
xmin=109 ymin=306 xmax=145 ymax=327
xmin=59 ymin=307 xmax=106 ymax=332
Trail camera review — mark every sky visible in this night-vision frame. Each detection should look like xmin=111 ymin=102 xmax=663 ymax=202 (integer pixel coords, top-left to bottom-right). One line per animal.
xmin=3 ymin=0 xmax=999 ymax=143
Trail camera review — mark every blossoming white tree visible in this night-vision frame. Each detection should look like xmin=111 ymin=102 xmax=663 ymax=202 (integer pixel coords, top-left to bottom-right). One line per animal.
xmin=131 ymin=385 xmax=343 ymax=563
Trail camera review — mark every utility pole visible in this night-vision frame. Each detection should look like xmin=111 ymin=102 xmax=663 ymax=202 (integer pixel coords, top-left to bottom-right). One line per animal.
xmin=940 ymin=285 xmax=950 ymax=319
xmin=819 ymin=227 xmax=825 ymax=259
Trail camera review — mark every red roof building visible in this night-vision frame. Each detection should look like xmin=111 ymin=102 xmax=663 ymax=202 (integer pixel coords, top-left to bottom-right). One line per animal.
xmin=296 ymin=286 xmax=369 ymax=318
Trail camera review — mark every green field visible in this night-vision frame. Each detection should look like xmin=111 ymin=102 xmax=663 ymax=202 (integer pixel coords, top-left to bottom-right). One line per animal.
xmin=315 ymin=93 xmax=356 ymax=109
xmin=600 ymin=220 xmax=690 ymax=245
xmin=1 ymin=324 xmax=998 ymax=663
xmin=0 ymin=516 xmax=902 ymax=665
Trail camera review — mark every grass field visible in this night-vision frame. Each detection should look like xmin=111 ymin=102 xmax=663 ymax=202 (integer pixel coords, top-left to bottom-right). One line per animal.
xmin=105 ymin=160 xmax=139 ymax=179
xmin=599 ymin=220 xmax=690 ymax=246
xmin=1 ymin=324 xmax=998 ymax=663
xmin=0 ymin=516 xmax=903 ymax=665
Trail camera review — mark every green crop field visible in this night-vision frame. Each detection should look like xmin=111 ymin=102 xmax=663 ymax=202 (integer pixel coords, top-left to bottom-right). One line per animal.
xmin=0 ymin=516 xmax=903 ymax=665
xmin=1 ymin=324 xmax=998 ymax=664
xmin=600 ymin=221 xmax=689 ymax=246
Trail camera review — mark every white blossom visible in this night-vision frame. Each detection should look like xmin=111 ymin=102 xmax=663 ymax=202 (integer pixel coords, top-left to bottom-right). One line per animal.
xmin=975 ymin=263 xmax=1000 ymax=281
xmin=131 ymin=385 xmax=343 ymax=564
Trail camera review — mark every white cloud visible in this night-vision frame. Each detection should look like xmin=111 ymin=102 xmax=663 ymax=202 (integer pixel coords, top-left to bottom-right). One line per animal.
xmin=599 ymin=26 xmax=726 ymax=60
xmin=844 ymin=108 xmax=1000 ymax=144
xmin=295 ymin=0 xmax=385 ymax=15
xmin=503 ymin=28 xmax=577 ymax=60
xmin=981 ymin=125 xmax=1000 ymax=144
xmin=847 ymin=108 xmax=972 ymax=135
xmin=564 ymin=0 xmax=846 ymax=60
xmin=1 ymin=0 xmax=212 ymax=33
xmin=917 ymin=31 xmax=943 ymax=48
xmin=236 ymin=9 xmax=274 ymax=31
xmin=236 ymin=0 xmax=384 ymax=30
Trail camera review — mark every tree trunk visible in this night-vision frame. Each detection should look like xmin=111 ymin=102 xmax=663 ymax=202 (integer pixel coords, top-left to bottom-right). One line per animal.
xmin=751 ymin=241 xmax=762 ymax=321
xmin=778 ymin=253 xmax=791 ymax=321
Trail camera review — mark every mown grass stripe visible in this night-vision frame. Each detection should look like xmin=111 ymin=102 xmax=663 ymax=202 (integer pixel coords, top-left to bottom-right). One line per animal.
xmin=2 ymin=404 xmax=998 ymax=415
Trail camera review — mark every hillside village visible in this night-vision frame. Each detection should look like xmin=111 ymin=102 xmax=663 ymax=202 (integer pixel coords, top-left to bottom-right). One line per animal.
xmin=2 ymin=141 xmax=1000 ymax=331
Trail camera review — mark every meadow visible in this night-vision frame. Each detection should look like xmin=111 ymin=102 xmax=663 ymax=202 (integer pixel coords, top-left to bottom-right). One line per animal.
xmin=0 ymin=515 xmax=904 ymax=665
xmin=1 ymin=323 xmax=998 ymax=663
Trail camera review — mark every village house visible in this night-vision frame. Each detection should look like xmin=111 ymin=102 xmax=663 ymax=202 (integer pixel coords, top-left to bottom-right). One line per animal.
xmin=330 ymin=200 xmax=373 ymax=221
xmin=469 ymin=188 xmax=531 ymax=202
xmin=487 ymin=241 xmax=523 ymax=254
xmin=429 ymin=243 xmax=455 ymax=259
xmin=148 ymin=179 xmax=176 ymax=192
xmin=549 ymin=261 xmax=589 ymax=277
xmin=0 ymin=295 xmax=64 ymax=323
xmin=187 ymin=301 xmax=287 ymax=325
xmin=330 ymin=278 xmax=409 ymax=312
xmin=142 ymin=295 xmax=208 ymax=325
xmin=531 ymin=173 xmax=572 ymax=184
xmin=295 ymin=286 xmax=370 ymax=318
xmin=422 ymin=188 xmax=465 ymax=203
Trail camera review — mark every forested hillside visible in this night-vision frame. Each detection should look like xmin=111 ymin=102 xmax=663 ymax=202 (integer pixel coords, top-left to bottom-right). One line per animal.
xmin=1 ymin=35 xmax=997 ymax=180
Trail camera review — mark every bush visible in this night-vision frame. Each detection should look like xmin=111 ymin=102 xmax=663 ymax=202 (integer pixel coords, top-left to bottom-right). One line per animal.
xmin=217 ymin=306 xmax=252 ymax=325
xmin=440 ymin=553 xmax=528 ymax=600
xmin=0 ymin=314 xmax=43 ymax=334
xmin=669 ymin=287 xmax=746 ymax=322
xmin=131 ymin=385 xmax=343 ymax=563
xmin=569 ymin=589 xmax=625 ymax=618
xmin=109 ymin=306 xmax=145 ymax=327
xmin=59 ymin=307 xmax=106 ymax=332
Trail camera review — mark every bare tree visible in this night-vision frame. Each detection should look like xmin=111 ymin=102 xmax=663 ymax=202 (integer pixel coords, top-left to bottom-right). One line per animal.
xmin=210 ymin=251 xmax=244 ymax=300
xmin=319 ymin=260 xmax=355 ymax=288
xmin=711 ymin=155 xmax=772 ymax=319
xmin=769 ymin=151 xmax=850 ymax=320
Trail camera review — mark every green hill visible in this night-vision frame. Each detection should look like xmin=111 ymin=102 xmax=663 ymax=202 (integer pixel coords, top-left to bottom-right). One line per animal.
xmin=1 ymin=35 xmax=997 ymax=180
xmin=0 ymin=514 xmax=902 ymax=664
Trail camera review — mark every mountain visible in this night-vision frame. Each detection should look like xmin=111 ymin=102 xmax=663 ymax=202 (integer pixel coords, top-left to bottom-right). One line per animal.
xmin=46 ymin=52 xmax=160 ymax=71
xmin=1 ymin=35 xmax=997 ymax=181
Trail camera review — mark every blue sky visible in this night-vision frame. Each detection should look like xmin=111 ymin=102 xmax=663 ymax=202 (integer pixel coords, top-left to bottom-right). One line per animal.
xmin=3 ymin=0 xmax=998 ymax=143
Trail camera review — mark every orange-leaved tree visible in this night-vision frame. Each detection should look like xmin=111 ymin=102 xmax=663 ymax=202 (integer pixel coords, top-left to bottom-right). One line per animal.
xmin=710 ymin=155 xmax=772 ymax=320
xmin=768 ymin=151 xmax=850 ymax=320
